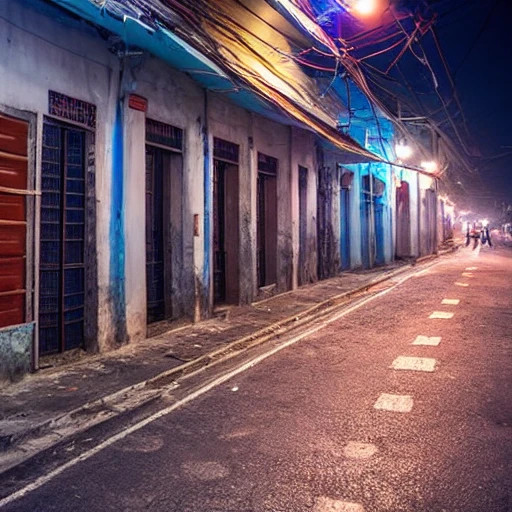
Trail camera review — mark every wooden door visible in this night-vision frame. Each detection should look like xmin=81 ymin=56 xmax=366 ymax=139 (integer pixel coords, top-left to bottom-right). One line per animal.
xmin=0 ymin=114 xmax=28 ymax=328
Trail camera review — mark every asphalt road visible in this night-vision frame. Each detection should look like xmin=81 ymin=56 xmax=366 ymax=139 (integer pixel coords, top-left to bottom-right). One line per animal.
xmin=2 ymin=245 xmax=511 ymax=512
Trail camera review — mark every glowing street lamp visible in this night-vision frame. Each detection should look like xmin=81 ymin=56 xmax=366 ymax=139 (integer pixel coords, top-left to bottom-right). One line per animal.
xmin=421 ymin=161 xmax=438 ymax=173
xmin=395 ymin=142 xmax=412 ymax=160
xmin=353 ymin=0 xmax=376 ymax=16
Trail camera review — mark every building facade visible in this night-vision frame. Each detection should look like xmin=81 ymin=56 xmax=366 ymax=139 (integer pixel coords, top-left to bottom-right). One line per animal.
xmin=0 ymin=0 xmax=443 ymax=381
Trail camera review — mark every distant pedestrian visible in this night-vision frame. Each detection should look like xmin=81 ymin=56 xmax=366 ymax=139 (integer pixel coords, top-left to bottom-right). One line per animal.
xmin=480 ymin=223 xmax=492 ymax=247
xmin=465 ymin=222 xmax=480 ymax=250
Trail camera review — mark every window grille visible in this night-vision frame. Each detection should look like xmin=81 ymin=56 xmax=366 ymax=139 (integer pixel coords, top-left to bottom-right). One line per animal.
xmin=213 ymin=137 xmax=239 ymax=163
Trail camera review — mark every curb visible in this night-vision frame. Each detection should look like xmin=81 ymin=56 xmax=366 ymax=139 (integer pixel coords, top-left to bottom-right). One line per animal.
xmin=0 ymin=255 xmax=444 ymax=474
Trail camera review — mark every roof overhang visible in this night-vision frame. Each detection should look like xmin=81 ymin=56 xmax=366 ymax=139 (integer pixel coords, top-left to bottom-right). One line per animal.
xmin=47 ymin=0 xmax=381 ymax=163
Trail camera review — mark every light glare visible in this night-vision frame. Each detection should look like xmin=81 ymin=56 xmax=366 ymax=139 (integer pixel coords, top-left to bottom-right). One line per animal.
xmin=395 ymin=143 xmax=412 ymax=160
xmin=354 ymin=0 xmax=376 ymax=15
xmin=421 ymin=161 xmax=438 ymax=173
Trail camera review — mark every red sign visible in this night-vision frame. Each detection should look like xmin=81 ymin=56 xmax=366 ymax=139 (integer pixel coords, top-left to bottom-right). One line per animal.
xmin=128 ymin=94 xmax=148 ymax=112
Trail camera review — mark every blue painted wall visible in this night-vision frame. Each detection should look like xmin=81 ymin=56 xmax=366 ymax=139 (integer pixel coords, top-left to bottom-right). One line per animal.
xmin=109 ymin=101 xmax=127 ymax=343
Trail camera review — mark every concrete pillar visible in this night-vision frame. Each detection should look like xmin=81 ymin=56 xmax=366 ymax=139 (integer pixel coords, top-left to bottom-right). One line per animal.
xmin=123 ymin=98 xmax=147 ymax=342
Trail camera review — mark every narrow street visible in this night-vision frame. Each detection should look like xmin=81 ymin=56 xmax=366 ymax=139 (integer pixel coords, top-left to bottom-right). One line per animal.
xmin=2 ymin=246 xmax=512 ymax=512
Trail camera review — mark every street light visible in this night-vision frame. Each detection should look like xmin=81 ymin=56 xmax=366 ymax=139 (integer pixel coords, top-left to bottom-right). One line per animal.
xmin=421 ymin=161 xmax=437 ymax=173
xmin=395 ymin=142 xmax=412 ymax=160
xmin=353 ymin=0 xmax=376 ymax=16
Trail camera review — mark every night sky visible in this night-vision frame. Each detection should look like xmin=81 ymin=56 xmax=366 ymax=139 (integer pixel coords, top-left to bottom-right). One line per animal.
xmin=431 ymin=0 xmax=512 ymax=206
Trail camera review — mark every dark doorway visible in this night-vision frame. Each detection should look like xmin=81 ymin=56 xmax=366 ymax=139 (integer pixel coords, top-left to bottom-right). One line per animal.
xmin=340 ymin=170 xmax=353 ymax=271
xmin=213 ymin=138 xmax=239 ymax=305
xmin=145 ymin=119 xmax=184 ymax=324
xmin=396 ymin=180 xmax=411 ymax=258
xmin=39 ymin=121 xmax=86 ymax=354
xmin=145 ymin=146 xmax=165 ymax=323
xmin=298 ymin=166 xmax=308 ymax=285
xmin=340 ymin=187 xmax=351 ymax=270
xmin=257 ymin=153 xmax=277 ymax=288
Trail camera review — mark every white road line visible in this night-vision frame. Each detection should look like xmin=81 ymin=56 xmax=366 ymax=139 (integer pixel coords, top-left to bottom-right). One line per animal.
xmin=429 ymin=311 xmax=454 ymax=319
xmin=374 ymin=393 xmax=413 ymax=413
xmin=343 ymin=441 xmax=377 ymax=459
xmin=455 ymin=282 xmax=469 ymax=287
xmin=461 ymin=272 xmax=474 ymax=277
xmin=313 ymin=497 xmax=365 ymax=511
xmin=0 ymin=263 xmax=437 ymax=508
xmin=412 ymin=335 xmax=441 ymax=346
xmin=465 ymin=267 xmax=478 ymax=271
xmin=441 ymin=299 xmax=460 ymax=305
xmin=391 ymin=356 xmax=436 ymax=372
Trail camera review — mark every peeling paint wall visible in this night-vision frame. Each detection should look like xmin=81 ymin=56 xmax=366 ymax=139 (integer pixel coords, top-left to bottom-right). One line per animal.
xmin=290 ymin=128 xmax=317 ymax=288
xmin=252 ymin=116 xmax=292 ymax=294
xmin=137 ymin=58 xmax=205 ymax=320
xmin=123 ymin=100 xmax=146 ymax=342
xmin=121 ymin=58 xmax=207 ymax=339
xmin=1 ymin=0 xmax=358 ymax=374
xmin=317 ymin=149 xmax=342 ymax=279
xmin=208 ymin=95 xmax=252 ymax=305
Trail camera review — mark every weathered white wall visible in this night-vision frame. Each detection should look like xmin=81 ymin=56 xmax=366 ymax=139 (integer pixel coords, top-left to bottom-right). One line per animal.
xmin=321 ymin=150 xmax=342 ymax=276
xmin=207 ymin=94 xmax=252 ymax=305
xmin=252 ymin=116 xmax=292 ymax=293
xmin=290 ymin=128 xmax=317 ymax=288
xmin=0 ymin=0 xmax=338 ymax=360
xmin=0 ymin=0 xmax=120 ymax=352
xmin=419 ymin=173 xmax=435 ymax=256
xmin=124 ymin=57 xmax=206 ymax=337
xmin=407 ymin=170 xmax=420 ymax=258
xmin=123 ymin=100 xmax=146 ymax=342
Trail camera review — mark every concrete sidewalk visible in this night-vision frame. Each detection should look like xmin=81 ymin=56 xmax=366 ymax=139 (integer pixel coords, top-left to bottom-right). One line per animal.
xmin=0 ymin=253 xmax=451 ymax=473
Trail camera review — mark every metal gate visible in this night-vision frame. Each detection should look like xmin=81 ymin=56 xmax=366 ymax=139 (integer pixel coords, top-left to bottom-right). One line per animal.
xmin=213 ymin=160 xmax=226 ymax=303
xmin=39 ymin=122 xmax=86 ymax=354
xmin=145 ymin=146 xmax=165 ymax=323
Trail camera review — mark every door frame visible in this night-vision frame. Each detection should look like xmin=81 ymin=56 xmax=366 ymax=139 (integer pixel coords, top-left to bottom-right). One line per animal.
xmin=145 ymin=118 xmax=185 ymax=324
xmin=38 ymin=116 xmax=97 ymax=355
xmin=212 ymin=137 xmax=240 ymax=306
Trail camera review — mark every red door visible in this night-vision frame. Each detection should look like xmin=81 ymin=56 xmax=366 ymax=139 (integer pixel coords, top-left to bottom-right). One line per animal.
xmin=0 ymin=114 xmax=28 ymax=328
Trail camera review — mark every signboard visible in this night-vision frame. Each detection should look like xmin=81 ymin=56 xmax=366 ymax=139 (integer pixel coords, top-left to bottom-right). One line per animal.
xmin=48 ymin=91 xmax=96 ymax=130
